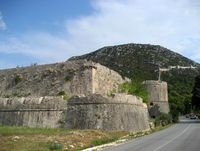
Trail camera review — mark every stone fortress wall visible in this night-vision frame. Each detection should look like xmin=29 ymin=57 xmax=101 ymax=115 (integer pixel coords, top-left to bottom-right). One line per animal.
xmin=0 ymin=96 xmax=66 ymax=128
xmin=0 ymin=60 xmax=128 ymax=97
xmin=143 ymin=80 xmax=169 ymax=117
xmin=66 ymin=94 xmax=150 ymax=131
xmin=0 ymin=60 xmax=150 ymax=132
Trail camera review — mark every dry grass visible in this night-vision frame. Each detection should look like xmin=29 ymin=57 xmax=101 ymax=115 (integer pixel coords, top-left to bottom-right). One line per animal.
xmin=0 ymin=124 xmax=172 ymax=151
xmin=0 ymin=126 xmax=128 ymax=151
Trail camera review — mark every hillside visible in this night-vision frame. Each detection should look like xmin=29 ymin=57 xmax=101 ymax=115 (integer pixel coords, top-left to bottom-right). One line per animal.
xmin=69 ymin=43 xmax=200 ymax=114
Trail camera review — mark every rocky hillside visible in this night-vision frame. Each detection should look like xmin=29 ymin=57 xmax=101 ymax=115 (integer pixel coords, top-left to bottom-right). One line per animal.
xmin=69 ymin=43 xmax=200 ymax=114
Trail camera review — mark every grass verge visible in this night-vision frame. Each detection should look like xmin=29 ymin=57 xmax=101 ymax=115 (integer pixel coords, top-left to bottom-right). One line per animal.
xmin=0 ymin=126 xmax=128 ymax=151
xmin=0 ymin=124 xmax=172 ymax=151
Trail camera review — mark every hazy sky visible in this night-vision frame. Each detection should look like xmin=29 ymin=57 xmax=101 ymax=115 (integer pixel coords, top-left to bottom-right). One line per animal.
xmin=0 ymin=0 xmax=200 ymax=69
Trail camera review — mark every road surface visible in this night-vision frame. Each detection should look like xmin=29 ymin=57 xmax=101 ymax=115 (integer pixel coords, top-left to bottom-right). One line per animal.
xmin=103 ymin=117 xmax=200 ymax=151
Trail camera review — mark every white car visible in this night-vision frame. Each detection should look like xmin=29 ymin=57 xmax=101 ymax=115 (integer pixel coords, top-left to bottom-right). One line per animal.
xmin=190 ymin=115 xmax=197 ymax=119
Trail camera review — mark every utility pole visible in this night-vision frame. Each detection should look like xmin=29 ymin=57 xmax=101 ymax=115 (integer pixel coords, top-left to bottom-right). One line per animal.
xmin=158 ymin=65 xmax=197 ymax=81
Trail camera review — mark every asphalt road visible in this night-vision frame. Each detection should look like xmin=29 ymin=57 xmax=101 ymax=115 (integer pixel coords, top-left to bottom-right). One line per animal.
xmin=103 ymin=117 xmax=200 ymax=151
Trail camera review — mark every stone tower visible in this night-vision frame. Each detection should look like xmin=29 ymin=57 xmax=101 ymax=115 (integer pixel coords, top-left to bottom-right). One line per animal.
xmin=143 ymin=80 xmax=169 ymax=117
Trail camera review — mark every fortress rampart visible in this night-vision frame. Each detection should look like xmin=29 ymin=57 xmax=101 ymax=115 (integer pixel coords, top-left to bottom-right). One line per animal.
xmin=0 ymin=60 xmax=150 ymax=131
xmin=66 ymin=94 xmax=150 ymax=131
xmin=0 ymin=60 xmax=128 ymax=97
xmin=0 ymin=94 xmax=150 ymax=131
xmin=0 ymin=96 xmax=66 ymax=128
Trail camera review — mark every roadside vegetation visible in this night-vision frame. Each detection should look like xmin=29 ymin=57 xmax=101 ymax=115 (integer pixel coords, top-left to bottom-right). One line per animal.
xmin=192 ymin=74 xmax=200 ymax=112
xmin=154 ymin=113 xmax=173 ymax=127
xmin=0 ymin=122 xmax=172 ymax=151
xmin=0 ymin=118 xmax=172 ymax=151
xmin=0 ymin=125 xmax=128 ymax=151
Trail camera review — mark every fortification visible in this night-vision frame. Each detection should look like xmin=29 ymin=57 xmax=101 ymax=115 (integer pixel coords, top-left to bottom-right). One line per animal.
xmin=0 ymin=96 xmax=66 ymax=128
xmin=0 ymin=60 xmax=150 ymax=132
xmin=0 ymin=60 xmax=128 ymax=97
xmin=66 ymin=93 xmax=150 ymax=131
xmin=143 ymin=80 xmax=169 ymax=117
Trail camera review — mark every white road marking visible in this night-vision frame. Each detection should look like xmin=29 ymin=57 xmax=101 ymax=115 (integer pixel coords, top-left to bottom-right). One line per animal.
xmin=153 ymin=124 xmax=191 ymax=151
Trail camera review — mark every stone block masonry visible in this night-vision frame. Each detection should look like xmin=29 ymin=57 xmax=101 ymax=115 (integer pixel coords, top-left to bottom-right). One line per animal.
xmin=0 ymin=94 xmax=150 ymax=132
xmin=143 ymin=80 xmax=169 ymax=117
xmin=0 ymin=60 xmax=128 ymax=97
xmin=0 ymin=96 xmax=67 ymax=128
xmin=66 ymin=93 xmax=150 ymax=132
xmin=0 ymin=60 xmax=150 ymax=131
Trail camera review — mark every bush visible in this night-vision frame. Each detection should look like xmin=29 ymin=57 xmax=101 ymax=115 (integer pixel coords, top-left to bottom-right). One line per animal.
xmin=14 ymin=75 xmax=22 ymax=84
xmin=65 ymin=75 xmax=72 ymax=81
xmin=48 ymin=143 xmax=63 ymax=150
xmin=154 ymin=113 xmax=172 ymax=127
xmin=58 ymin=91 xmax=70 ymax=100
xmin=119 ymin=79 xmax=149 ymax=103
xmin=58 ymin=91 xmax=66 ymax=96
xmin=169 ymin=103 xmax=180 ymax=123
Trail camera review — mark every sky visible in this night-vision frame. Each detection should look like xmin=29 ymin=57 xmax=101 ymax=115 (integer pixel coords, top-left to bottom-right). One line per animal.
xmin=0 ymin=0 xmax=200 ymax=69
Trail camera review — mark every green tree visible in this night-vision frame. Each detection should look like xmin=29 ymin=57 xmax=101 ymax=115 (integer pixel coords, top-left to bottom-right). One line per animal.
xmin=192 ymin=75 xmax=200 ymax=110
xmin=119 ymin=78 xmax=149 ymax=103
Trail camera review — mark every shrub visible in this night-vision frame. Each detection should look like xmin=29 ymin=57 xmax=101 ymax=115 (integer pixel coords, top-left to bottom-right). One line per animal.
xmin=107 ymin=90 xmax=115 ymax=97
xmin=58 ymin=91 xmax=66 ymax=96
xmin=91 ymin=136 xmax=118 ymax=146
xmin=119 ymin=79 xmax=149 ymax=103
xmin=65 ymin=75 xmax=72 ymax=81
xmin=63 ymin=94 xmax=69 ymax=100
xmin=14 ymin=75 xmax=22 ymax=84
xmin=48 ymin=143 xmax=63 ymax=150
xmin=58 ymin=91 xmax=70 ymax=100
xmin=154 ymin=113 xmax=172 ymax=127
xmin=65 ymin=69 xmax=76 ymax=82
xmin=169 ymin=103 xmax=180 ymax=123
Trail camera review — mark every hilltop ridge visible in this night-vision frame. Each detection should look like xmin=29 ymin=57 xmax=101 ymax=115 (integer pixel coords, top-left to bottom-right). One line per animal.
xmin=69 ymin=43 xmax=199 ymax=79
xmin=69 ymin=43 xmax=200 ymax=114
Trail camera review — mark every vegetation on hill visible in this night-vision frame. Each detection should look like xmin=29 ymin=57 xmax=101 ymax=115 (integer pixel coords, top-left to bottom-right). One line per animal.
xmin=192 ymin=75 xmax=200 ymax=111
xmin=70 ymin=43 xmax=200 ymax=116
